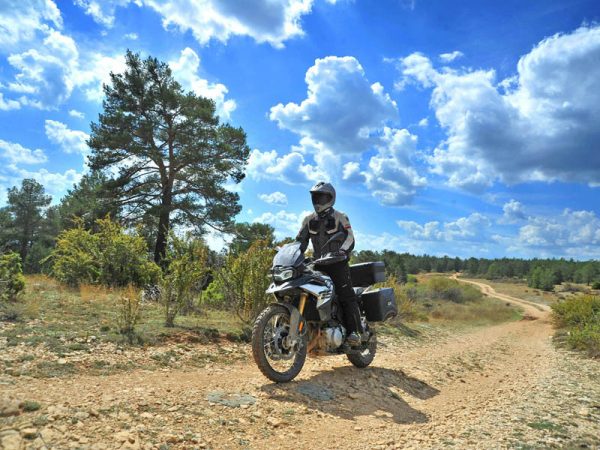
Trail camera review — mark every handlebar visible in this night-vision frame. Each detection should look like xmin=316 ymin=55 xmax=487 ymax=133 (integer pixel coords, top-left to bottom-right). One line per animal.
xmin=311 ymin=252 xmax=347 ymax=266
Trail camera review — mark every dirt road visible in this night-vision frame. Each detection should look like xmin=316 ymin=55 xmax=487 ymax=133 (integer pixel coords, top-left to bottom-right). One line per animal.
xmin=2 ymin=279 xmax=599 ymax=449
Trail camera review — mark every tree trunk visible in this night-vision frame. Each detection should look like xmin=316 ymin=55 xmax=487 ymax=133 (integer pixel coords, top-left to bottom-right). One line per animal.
xmin=154 ymin=192 xmax=172 ymax=265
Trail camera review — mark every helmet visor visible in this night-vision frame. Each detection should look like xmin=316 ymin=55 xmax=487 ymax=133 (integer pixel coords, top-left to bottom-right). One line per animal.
xmin=311 ymin=192 xmax=332 ymax=206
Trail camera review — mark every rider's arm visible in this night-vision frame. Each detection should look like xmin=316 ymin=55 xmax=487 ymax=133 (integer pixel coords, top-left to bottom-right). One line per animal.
xmin=339 ymin=213 xmax=355 ymax=253
xmin=296 ymin=214 xmax=311 ymax=253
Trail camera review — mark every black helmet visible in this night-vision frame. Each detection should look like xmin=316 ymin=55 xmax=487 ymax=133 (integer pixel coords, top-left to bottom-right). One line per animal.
xmin=310 ymin=181 xmax=336 ymax=214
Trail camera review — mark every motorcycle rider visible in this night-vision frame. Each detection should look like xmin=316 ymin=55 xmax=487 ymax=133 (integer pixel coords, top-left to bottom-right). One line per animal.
xmin=296 ymin=182 xmax=363 ymax=346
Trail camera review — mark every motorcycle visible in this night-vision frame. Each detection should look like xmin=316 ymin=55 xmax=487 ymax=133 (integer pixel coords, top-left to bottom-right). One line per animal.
xmin=251 ymin=232 xmax=398 ymax=383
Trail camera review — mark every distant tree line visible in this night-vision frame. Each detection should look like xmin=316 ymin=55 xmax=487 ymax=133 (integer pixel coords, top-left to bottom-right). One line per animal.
xmin=352 ymin=251 xmax=600 ymax=291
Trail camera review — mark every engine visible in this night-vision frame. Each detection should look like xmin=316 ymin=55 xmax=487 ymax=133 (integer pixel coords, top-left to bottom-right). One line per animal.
xmin=323 ymin=325 xmax=345 ymax=350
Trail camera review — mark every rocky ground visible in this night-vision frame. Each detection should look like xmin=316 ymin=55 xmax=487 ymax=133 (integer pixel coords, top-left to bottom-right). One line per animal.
xmin=1 ymin=280 xmax=599 ymax=450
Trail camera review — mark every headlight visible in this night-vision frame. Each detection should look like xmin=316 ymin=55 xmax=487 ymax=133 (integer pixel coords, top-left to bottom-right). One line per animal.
xmin=273 ymin=267 xmax=295 ymax=282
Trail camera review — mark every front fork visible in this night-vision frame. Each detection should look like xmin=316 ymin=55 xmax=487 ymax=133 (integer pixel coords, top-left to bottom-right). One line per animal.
xmin=284 ymin=293 xmax=308 ymax=349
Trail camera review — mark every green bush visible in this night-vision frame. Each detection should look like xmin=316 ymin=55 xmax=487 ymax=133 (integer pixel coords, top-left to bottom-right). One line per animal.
xmin=216 ymin=240 xmax=275 ymax=324
xmin=47 ymin=222 xmax=100 ymax=286
xmin=95 ymin=217 xmax=161 ymax=287
xmin=0 ymin=252 xmax=26 ymax=302
xmin=384 ymin=275 xmax=427 ymax=322
xmin=47 ymin=217 xmax=160 ymax=287
xmin=424 ymin=277 xmax=481 ymax=303
xmin=592 ymin=280 xmax=600 ymax=290
xmin=160 ymin=235 xmax=210 ymax=327
xmin=552 ymin=294 xmax=600 ymax=357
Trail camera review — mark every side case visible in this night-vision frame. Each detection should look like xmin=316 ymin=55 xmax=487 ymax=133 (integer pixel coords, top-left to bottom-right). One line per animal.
xmin=361 ymin=287 xmax=397 ymax=322
xmin=349 ymin=261 xmax=386 ymax=287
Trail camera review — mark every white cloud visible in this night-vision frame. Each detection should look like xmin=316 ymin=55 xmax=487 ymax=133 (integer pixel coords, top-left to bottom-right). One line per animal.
xmin=0 ymin=93 xmax=20 ymax=111
xmin=124 ymin=32 xmax=138 ymax=40
xmin=73 ymin=53 xmax=126 ymax=103
xmin=0 ymin=0 xmax=62 ymax=51
xmin=74 ymin=0 xmax=133 ymax=27
xmin=270 ymin=56 xmax=398 ymax=155
xmin=0 ymin=139 xmax=47 ymax=164
xmin=6 ymin=29 xmax=78 ymax=108
xmin=142 ymin=0 xmax=313 ymax=48
xmin=246 ymin=148 xmax=327 ymax=185
xmin=12 ymin=167 xmax=82 ymax=199
xmin=170 ymin=47 xmax=236 ymax=119
xmin=418 ymin=117 xmax=428 ymax=127
xmin=253 ymin=209 xmax=312 ymax=238
xmin=398 ymin=212 xmax=490 ymax=242
xmin=68 ymin=109 xmax=85 ymax=119
xmin=258 ymin=191 xmax=288 ymax=206
xmin=439 ymin=50 xmax=464 ymax=63
xmin=397 ymin=25 xmax=600 ymax=191
xmin=493 ymin=208 xmax=600 ymax=258
xmin=502 ymin=199 xmax=526 ymax=223
xmin=268 ymin=55 xmax=424 ymax=205
xmin=362 ymin=127 xmax=426 ymax=205
xmin=44 ymin=120 xmax=89 ymax=155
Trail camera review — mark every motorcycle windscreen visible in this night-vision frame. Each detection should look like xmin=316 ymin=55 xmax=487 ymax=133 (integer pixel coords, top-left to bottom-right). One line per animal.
xmin=273 ymin=242 xmax=304 ymax=267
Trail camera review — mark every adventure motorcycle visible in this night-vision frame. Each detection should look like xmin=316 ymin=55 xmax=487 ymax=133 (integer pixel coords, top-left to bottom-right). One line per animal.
xmin=251 ymin=232 xmax=398 ymax=383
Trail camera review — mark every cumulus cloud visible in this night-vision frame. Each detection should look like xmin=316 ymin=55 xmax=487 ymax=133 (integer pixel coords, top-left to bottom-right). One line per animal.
xmin=145 ymin=0 xmax=313 ymax=48
xmin=396 ymin=25 xmax=600 ymax=191
xmin=253 ymin=209 xmax=312 ymax=238
xmin=492 ymin=208 xmax=600 ymax=258
xmin=10 ymin=167 xmax=82 ymax=200
xmin=363 ymin=127 xmax=426 ymax=205
xmin=68 ymin=109 xmax=85 ymax=119
xmin=502 ymin=199 xmax=527 ymax=223
xmin=170 ymin=47 xmax=236 ymax=119
xmin=0 ymin=139 xmax=47 ymax=164
xmin=439 ymin=50 xmax=464 ymax=62
xmin=6 ymin=29 xmax=78 ymax=108
xmin=0 ymin=93 xmax=20 ymax=111
xmin=269 ymin=55 xmax=424 ymax=204
xmin=246 ymin=148 xmax=327 ymax=185
xmin=398 ymin=212 xmax=491 ymax=241
xmin=1 ymin=20 xmax=125 ymax=109
xmin=74 ymin=0 xmax=133 ymax=28
xmin=0 ymin=0 xmax=62 ymax=51
xmin=270 ymin=56 xmax=398 ymax=155
xmin=44 ymin=120 xmax=89 ymax=155
xmin=258 ymin=191 xmax=288 ymax=206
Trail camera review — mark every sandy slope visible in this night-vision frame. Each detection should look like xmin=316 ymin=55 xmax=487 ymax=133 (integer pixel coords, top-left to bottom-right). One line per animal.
xmin=2 ymin=278 xmax=599 ymax=449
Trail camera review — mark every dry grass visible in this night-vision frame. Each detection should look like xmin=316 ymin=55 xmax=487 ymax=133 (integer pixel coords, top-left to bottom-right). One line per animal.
xmin=460 ymin=277 xmax=560 ymax=306
xmin=79 ymin=284 xmax=112 ymax=303
xmin=429 ymin=296 xmax=521 ymax=325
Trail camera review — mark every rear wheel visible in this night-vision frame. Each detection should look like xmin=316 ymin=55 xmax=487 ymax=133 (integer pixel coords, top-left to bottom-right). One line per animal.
xmin=347 ymin=327 xmax=377 ymax=368
xmin=252 ymin=304 xmax=307 ymax=383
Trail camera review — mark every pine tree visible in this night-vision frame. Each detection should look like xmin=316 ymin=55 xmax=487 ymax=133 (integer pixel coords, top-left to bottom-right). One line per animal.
xmin=88 ymin=51 xmax=250 ymax=264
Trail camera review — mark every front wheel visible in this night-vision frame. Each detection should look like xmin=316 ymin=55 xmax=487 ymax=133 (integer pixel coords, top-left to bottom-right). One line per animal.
xmin=347 ymin=327 xmax=377 ymax=368
xmin=252 ymin=304 xmax=307 ymax=383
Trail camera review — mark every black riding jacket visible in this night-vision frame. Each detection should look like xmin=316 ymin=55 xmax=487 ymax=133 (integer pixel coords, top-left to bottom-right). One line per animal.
xmin=296 ymin=208 xmax=355 ymax=259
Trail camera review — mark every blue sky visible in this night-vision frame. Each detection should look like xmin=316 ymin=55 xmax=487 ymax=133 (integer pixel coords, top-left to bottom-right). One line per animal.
xmin=1 ymin=0 xmax=600 ymax=259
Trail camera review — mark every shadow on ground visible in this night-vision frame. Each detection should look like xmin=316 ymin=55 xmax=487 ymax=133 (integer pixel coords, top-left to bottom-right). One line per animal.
xmin=261 ymin=365 xmax=439 ymax=424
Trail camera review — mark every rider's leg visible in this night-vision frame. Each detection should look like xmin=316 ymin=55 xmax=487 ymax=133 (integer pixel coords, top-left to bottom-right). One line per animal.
xmin=318 ymin=262 xmax=363 ymax=341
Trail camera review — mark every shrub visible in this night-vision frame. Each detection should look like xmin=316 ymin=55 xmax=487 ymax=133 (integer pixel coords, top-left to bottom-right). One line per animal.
xmin=160 ymin=235 xmax=210 ymax=327
xmin=47 ymin=217 xmax=160 ymax=287
xmin=592 ymin=280 xmax=600 ymax=290
xmin=95 ymin=217 xmax=161 ymax=287
xmin=47 ymin=223 xmax=100 ymax=286
xmin=385 ymin=275 xmax=426 ymax=322
xmin=216 ymin=240 xmax=275 ymax=324
xmin=425 ymin=277 xmax=481 ymax=303
xmin=0 ymin=252 xmax=26 ymax=302
xmin=552 ymin=294 xmax=600 ymax=357
xmin=116 ymin=285 xmax=142 ymax=343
